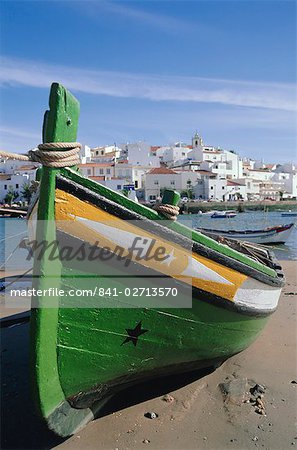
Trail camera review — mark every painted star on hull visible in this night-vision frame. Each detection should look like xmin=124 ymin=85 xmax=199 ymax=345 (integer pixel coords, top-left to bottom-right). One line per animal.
xmin=121 ymin=321 xmax=149 ymax=347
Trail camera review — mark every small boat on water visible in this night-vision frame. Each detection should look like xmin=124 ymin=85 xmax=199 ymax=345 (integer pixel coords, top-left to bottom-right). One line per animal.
xmin=211 ymin=210 xmax=237 ymax=219
xmin=10 ymin=83 xmax=285 ymax=437
xmin=281 ymin=212 xmax=297 ymax=217
xmin=201 ymin=210 xmax=217 ymax=215
xmin=197 ymin=222 xmax=294 ymax=245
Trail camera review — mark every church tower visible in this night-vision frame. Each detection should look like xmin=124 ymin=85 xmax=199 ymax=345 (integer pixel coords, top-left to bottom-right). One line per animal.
xmin=192 ymin=131 xmax=203 ymax=148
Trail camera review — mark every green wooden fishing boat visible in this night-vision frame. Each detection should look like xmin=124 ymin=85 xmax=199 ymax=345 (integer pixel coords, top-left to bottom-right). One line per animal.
xmin=27 ymin=83 xmax=284 ymax=437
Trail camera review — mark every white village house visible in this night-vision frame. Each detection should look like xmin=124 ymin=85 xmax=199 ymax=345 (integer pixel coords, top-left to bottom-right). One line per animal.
xmin=0 ymin=159 xmax=39 ymax=203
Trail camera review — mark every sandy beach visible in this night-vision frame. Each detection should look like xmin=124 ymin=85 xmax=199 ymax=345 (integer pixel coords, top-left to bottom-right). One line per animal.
xmin=1 ymin=260 xmax=296 ymax=450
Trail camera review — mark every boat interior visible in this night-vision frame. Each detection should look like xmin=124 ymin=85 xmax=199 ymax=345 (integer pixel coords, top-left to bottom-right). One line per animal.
xmin=198 ymin=230 xmax=282 ymax=272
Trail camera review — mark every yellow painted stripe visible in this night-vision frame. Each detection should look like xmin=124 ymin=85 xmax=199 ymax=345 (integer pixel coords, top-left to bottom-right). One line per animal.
xmin=54 ymin=189 xmax=247 ymax=301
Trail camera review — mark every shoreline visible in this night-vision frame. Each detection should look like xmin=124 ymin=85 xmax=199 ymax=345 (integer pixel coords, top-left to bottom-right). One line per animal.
xmin=1 ymin=201 xmax=297 ymax=218
xmin=182 ymin=201 xmax=297 ymax=214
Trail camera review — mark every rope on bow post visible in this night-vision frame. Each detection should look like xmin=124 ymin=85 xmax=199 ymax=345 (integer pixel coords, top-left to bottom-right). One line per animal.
xmin=0 ymin=142 xmax=81 ymax=168
xmin=153 ymin=203 xmax=180 ymax=221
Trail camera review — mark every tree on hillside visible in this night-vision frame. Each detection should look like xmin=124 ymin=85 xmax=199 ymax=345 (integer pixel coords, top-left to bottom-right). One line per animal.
xmin=21 ymin=183 xmax=32 ymax=203
xmin=279 ymin=190 xmax=284 ymax=201
xmin=186 ymin=180 xmax=194 ymax=199
xmin=4 ymin=186 xmax=18 ymax=206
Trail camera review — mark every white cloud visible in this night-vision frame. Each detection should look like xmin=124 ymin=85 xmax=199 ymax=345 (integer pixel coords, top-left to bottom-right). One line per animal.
xmin=96 ymin=0 xmax=189 ymax=30
xmin=69 ymin=0 xmax=206 ymax=33
xmin=0 ymin=56 xmax=296 ymax=112
xmin=0 ymin=125 xmax=40 ymax=140
xmin=0 ymin=125 xmax=41 ymax=153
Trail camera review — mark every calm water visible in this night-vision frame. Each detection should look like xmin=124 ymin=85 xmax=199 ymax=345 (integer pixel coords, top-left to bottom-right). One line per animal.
xmin=0 ymin=212 xmax=296 ymax=271
xmin=0 ymin=218 xmax=30 ymax=271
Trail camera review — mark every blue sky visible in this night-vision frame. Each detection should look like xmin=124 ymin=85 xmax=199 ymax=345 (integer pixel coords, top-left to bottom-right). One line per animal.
xmin=0 ymin=0 xmax=296 ymax=163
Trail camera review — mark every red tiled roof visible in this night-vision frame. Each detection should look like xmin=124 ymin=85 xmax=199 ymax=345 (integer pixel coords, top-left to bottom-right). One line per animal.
xmin=265 ymin=164 xmax=275 ymax=169
xmin=203 ymin=150 xmax=221 ymax=154
xmin=227 ymin=180 xmax=244 ymax=186
xmin=92 ymin=153 xmax=116 ymax=158
xmin=195 ymin=170 xmax=214 ymax=174
xmin=16 ymin=165 xmax=38 ymax=171
xmin=150 ymin=146 xmax=160 ymax=152
xmin=90 ymin=176 xmax=105 ymax=181
xmin=0 ymin=174 xmax=11 ymax=180
xmin=147 ymin=167 xmax=177 ymax=175
xmin=248 ymin=169 xmax=271 ymax=172
xmin=79 ymin=163 xmax=114 ymax=167
xmin=174 ymin=168 xmax=194 ymax=172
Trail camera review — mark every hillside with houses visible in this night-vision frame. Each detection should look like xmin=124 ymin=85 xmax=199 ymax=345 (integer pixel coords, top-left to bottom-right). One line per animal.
xmin=0 ymin=132 xmax=296 ymax=205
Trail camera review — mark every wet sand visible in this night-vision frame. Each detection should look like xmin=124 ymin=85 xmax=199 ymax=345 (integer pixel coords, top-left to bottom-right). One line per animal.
xmin=1 ymin=260 xmax=296 ymax=450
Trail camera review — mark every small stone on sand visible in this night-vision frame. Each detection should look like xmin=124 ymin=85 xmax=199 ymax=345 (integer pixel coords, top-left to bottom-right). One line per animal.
xmin=162 ymin=394 xmax=174 ymax=403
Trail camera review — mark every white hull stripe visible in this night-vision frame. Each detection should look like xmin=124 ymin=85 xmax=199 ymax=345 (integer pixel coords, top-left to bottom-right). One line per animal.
xmin=180 ymin=256 xmax=232 ymax=285
xmin=234 ymin=277 xmax=281 ymax=311
xmin=75 ymin=216 xmax=233 ymax=285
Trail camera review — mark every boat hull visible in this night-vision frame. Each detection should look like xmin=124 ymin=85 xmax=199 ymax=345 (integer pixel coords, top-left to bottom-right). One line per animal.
xmin=57 ymin=295 xmax=269 ymax=409
xmin=28 ymin=171 xmax=284 ymax=436
xmin=211 ymin=213 xmax=237 ymax=219
xmin=198 ymin=223 xmax=294 ymax=245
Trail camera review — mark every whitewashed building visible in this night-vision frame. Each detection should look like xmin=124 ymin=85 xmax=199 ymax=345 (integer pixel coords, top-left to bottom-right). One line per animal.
xmin=0 ymin=159 xmax=39 ymax=203
xmin=144 ymin=168 xmax=202 ymax=202
xmin=114 ymin=163 xmax=150 ymax=190
xmin=243 ymin=168 xmax=274 ymax=182
xmin=79 ymin=161 xmax=153 ymax=192
xmin=91 ymin=145 xmax=121 ymax=159
xmin=79 ymin=145 xmax=92 ymax=164
xmin=119 ymin=141 xmax=159 ymax=167
xmin=245 ymin=178 xmax=261 ymax=200
xmin=272 ymin=171 xmax=297 ymax=198
xmin=258 ymin=181 xmax=284 ymax=201
xmin=193 ymin=176 xmax=247 ymax=201
xmin=186 ymin=133 xmax=243 ymax=180
xmin=0 ymin=173 xmax=33 ymax=203
xmin=78 ymin=162 xmax=115 ymax=179
xmin=162 ymin=145 xmax=191 ymax=166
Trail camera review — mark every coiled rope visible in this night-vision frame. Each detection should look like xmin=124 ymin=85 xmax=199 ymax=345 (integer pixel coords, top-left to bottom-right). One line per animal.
xmin=153 ymin=203 xmax=180 ymax=221
xmin=0 ymin=142 xmax=81 ymax=168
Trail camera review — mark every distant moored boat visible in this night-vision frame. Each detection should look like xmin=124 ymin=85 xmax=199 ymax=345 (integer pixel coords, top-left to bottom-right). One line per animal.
xmin=281 ymin=212 xmax=297 ymax=217
xmin=197 ymin=223 xmax=294 ymax=245
xmin=211 ymin=210 xmax=237 ymax=218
